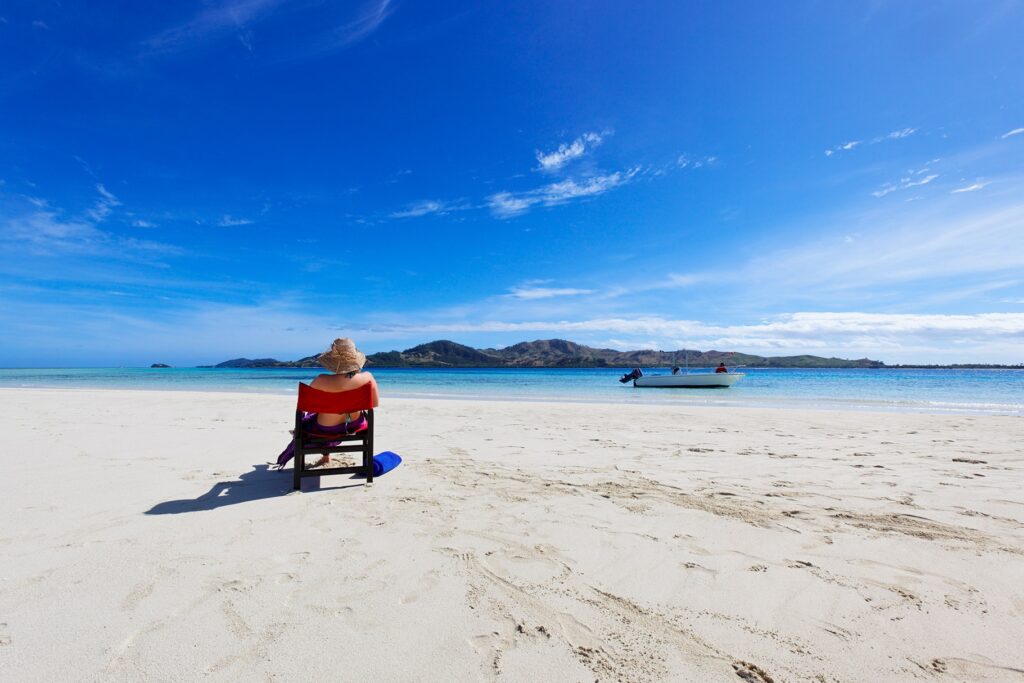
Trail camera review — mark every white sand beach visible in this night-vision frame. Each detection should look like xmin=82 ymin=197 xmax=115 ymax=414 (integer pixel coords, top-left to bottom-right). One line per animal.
xmin=1 ymin=388 xmax=1023 ymax=682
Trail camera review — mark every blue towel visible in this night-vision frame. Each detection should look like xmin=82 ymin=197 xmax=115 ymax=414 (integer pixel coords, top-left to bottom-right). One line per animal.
xmin=371 ymin=451 xmax=402 ymax=477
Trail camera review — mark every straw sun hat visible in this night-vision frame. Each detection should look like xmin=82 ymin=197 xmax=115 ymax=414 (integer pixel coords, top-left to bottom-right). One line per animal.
xmin=318 ymin=338 xmax=366 ymax=374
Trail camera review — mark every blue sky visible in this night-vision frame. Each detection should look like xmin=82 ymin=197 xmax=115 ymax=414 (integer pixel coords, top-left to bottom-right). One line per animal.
xmin=1 ymin=1 xmax=1023 ymax=366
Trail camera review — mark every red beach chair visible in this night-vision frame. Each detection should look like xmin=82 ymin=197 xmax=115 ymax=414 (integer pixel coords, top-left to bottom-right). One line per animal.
xmin=292 ymin=382 xmax=375 ymax=490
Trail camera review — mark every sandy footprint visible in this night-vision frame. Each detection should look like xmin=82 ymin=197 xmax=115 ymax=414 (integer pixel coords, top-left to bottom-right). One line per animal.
xmin=732 ymin=660 xmax=776 ymax=682
xmin=122 ymin=580 xmax=155 ymax=610
xmin=219 ymin=576 xmax=260 ymax=593
xmin=919 ymin=657 xmax=1024 ymax=681
xmin=399 ymin=569 xmax=440 ymax=604
xmin=221 ymin=599 xmax=254 ymax=639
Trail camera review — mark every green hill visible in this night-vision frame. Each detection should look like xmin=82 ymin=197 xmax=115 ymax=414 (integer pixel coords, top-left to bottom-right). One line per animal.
xmin=211 ymin=339 xmax=886 ymax=369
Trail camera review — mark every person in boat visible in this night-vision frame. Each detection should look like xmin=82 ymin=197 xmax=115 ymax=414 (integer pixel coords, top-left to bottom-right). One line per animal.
xmin=275 ymin=338 xmax=379 ymax=469
xmin=671 ymin=366 xmax=681 ymax=375
xmin=715 ymin=362 xmax=728 ymax=374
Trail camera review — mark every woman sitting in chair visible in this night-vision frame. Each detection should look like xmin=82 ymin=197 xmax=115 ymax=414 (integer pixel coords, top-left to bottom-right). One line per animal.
xmin=275 ymin=338 xmax=379 ymax=469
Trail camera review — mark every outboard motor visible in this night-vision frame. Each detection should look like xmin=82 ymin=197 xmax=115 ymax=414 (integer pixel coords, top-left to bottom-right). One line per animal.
xmin=619 ymin=367 xmax=643 ymax=383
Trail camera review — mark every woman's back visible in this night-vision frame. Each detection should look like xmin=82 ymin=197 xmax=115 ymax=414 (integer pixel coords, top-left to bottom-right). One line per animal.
xmin=310 ymin=371 xmax=378 ymax=426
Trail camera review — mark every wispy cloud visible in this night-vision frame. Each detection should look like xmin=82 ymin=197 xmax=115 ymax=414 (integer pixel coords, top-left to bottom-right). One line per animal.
xmin=143 ymin=0 xmax=282 ymax=53
xmin=874 ymin=127 xmax=917 ymax=142
xmin=824 ymin=140 xmax=861 ymax=157
xmin=535 ymin=132 xmax=605 ymax=172
xmin=950 ymin=181 xmax=989 ymax=194
xmin=594 ymin=188 xmax=1024 ymax=311
xmin=359 ymin=311 xmax=1024 ymax=340
xmin=676 ymin=154 xmax=717 ymax=169
xmin=131 ymin=219 xmax=157 ymax=228
xmin=385 ymin=130 xmax=644 ymax=221
xmin=489 ymin=168 xmax=639 ymax=218
xmin=1001 ymin=128 xmax=1024 ymax=139
xmin=1 ymin=195 xmax=179 ymax=262
xmin=303 ymin=0 xmax=392 ymax=57
xmin=742 ymin=194 xmax=1024 ymax=296
xmin=389 ymin=199 xmax=466 ymax=219
xmin=143 ymin=0 xmax=392 ymax=59
xmin=85 ymin=184 xmax=122 ymax=222
xmin=603 ymin=272 xmax=701 ymax=299
xmin=218 ymin=214 xmax=253 ymax=227
xmin=872 ymin=168 xmax=938 ymax=197
xmin=15 ymin=291 xmax=1021 ymax=365
xmin=826 ymin=127 xmax=917 ymax=156
xmin=32 ymin=20 xmax=49 ymax=30
xmin=506 ymin=284 xmax=594 ymax=300
xmin=337 ymin=311 xmax=1024 ymax=363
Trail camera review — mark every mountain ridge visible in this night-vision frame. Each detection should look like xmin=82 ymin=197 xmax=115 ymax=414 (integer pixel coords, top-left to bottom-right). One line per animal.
xmin=210 ymin=339 xmax=887 ymax=369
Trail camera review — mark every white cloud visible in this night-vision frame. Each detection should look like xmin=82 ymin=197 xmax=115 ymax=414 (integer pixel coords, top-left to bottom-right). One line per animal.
xmin=1 ymin=208 xmax=179 ymax=260
xmin=544 ymin=174 xmax=628 ymax=202
xmin=950 ymin=181 xmax=989 ymax=194
xmin=872 ymin=171 xmax=938 ymax=197
xmin=535 ymin=132 xmax=605 ymax=172
xmin=827 ymin=127 xmax=917 ymax=156
xmin=741 ymin=196 xmax=1024 ymax=296
xmin=301 ymin=0 xmax=392 ymax=58
xmin=878 ymin=127 xmax=917 ymax=141
xmin=132 ymin=219 xmax=157 ymax=228
xmin=144 ymin=0 xmax=282 ymax=51
xmin=218 ymin=215 xmax=253 ymax=226
xmin=1001 ymin=128 xmax=1024 ymax=139
xmin=488 ymin=192 xmax=535 ymax=217
xmin=599 ymin=272 xmax=701 ymax=299
xmin=96 ymin=184 xmax=119 ymax=204
xmin=143 ymin=0 xmax=391 ymax=58
xmin=32 ymin=20 xmax=49 ymax=30
xmin=8 ymin=289 xmax=1023 ymax=364
xmin=0 ymin=188 xmax=183 ymax=266
xmin=676 ymin=154 xmax=717 ymax=169
xmin=389 ymin=199 xmax=465 ymax=219
xmin=507 ymin=286 xmax=594 ymax=300
xmin=825 ymin=140 xmax=860 ymax=156
xmin=85 ymin=184 xmax=122 ymax=222
xmin=348 ymin=312 xmax=1024 ymax=361
xmin=488 ymin=168 xmax=638 ymax=218
xmin=666 ymin=273 xmax=699 ymax=286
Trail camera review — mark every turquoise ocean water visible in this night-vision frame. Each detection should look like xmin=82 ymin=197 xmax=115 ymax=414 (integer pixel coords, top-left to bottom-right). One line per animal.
xmin=0 ymin=367 xmax=1021 ymax=415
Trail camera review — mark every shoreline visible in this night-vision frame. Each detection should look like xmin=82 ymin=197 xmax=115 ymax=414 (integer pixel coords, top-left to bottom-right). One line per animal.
xmin=0 ymin=383 xmax=1020 ymax=417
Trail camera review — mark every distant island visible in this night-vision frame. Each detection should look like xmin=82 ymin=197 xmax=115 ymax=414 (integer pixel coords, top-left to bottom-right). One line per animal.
xmin=150 ymin=363 xmax=171 ymax=368
xmin=208 ymin=339 xmax=889 ymax=369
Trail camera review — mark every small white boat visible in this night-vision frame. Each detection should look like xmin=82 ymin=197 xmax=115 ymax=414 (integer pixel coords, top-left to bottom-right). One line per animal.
xmin=633 ymin=372 xmax=744 ymax=388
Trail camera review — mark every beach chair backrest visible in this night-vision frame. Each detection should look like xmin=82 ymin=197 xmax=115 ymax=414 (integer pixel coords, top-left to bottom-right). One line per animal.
xmin=296 ymin=381 xmax=374 ymax=414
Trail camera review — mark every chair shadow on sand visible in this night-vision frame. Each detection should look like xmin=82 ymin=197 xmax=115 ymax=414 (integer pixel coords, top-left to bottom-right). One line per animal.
xmin=145 ymin=464 xmax=364 ymax=515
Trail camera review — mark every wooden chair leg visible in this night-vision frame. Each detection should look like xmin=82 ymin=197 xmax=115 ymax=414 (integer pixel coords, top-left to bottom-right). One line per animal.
xmin=292 ymin=445 xmax=302 ymax=490
xmin=365 ymin=441 xmax=373 ymax=484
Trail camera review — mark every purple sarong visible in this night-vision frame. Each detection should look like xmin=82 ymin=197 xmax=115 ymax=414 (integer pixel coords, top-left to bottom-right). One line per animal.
xmin=275 ymin=412 xmax=368 ymax=469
